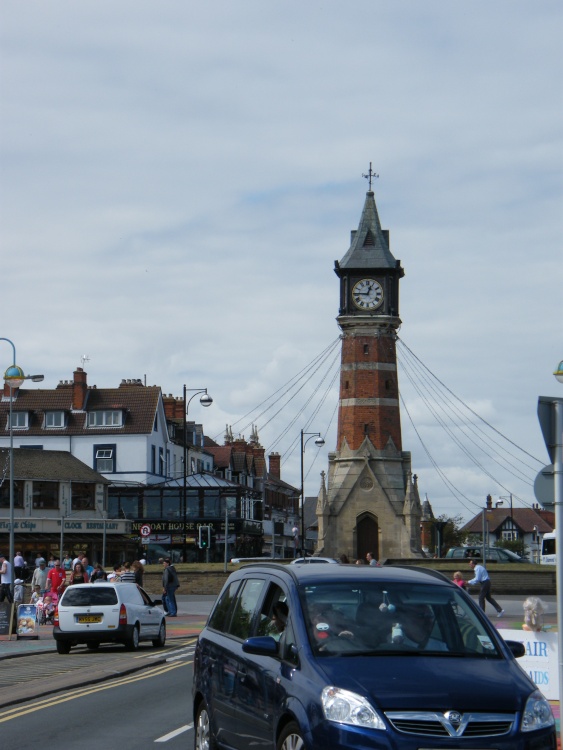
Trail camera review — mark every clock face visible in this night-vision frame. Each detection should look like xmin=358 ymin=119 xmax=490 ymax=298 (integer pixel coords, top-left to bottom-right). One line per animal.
xmin=352 ymin=279 xmax=383 ymax=310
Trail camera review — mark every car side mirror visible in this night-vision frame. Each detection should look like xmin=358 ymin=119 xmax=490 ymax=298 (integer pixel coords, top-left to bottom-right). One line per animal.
xmin=505 ymin=640 xmax=526 ymax=658
xmin=242 ymin=636 xmax=279 ymax=656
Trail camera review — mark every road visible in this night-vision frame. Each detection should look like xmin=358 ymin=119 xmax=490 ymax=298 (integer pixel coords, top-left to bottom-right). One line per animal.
xmin=0 ymin=639 xmax=196 ymax=750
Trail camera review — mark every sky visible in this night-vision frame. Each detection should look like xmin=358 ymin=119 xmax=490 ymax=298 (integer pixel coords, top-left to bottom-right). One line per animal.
xmin=1 ymin=1 xmax=562 ymax=523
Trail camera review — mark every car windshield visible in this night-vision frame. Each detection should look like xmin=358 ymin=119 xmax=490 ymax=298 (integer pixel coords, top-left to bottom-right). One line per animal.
xmin=301 ymin=582 xmax=500 ymax=658
xmin=61 ymin=587 xmax=119 ymax=606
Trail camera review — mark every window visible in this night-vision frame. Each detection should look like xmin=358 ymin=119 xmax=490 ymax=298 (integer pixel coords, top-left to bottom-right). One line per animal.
xmin=0 ymin=481 xmax=23 ymax=509
xmin=159 ymin=448 xmax=164 ymax=476
xmin=94 ymin=445 xmax=116 ymax=473
xmin=71 ymin=483 xmax=96 ymax=511
xmin=88 ymin=410 xmax=123 ymax=427
xmin=228 ymin=579 xmax=265 ymax=640
xmin=45 ymin=411 xmax=65 ymax=428
xmin=9 ymin=412 xmax=28 ymax=428
xmin=151 ymin=446 xmax=156 ymax=475
xmin=32 ymin=481 xmax=59 ymax=510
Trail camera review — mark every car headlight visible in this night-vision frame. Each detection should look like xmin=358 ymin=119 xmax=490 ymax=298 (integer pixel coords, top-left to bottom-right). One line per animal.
xmin=521 ymin=689 xmax=555 ymax=732
xmin=321 ymin=686 xmax=386 ymax=730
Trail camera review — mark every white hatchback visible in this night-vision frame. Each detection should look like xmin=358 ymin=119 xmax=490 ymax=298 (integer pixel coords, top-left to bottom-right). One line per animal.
xmin=53 ymin=582 xmax=166 ymax=654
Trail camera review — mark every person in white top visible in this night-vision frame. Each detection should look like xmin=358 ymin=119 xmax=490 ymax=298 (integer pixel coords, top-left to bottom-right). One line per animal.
xmin=0 ymin=553 xmax=13 ymax=603
xmin=13 ymin=551 xmax=25 ymax=579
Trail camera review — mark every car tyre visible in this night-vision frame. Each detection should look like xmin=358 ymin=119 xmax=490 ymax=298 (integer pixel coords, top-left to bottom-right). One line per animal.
xmin=277 ymin=721 xmax=305 ymax=750
xmin=56 ymin=640 xmax=71 ymax=655
xmin=152 ymin=621 xmax=166 ymax=648
xmin=195 ymin=701 xmax=217 ymax=750
xmin=125 ymin=625 xmax=140 ymax=651
xmin=86 ymin=642 xmax=100 ymax=650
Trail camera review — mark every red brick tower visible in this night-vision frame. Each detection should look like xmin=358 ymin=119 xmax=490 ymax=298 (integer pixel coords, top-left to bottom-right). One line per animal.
xmin=317 ymin=185 xmax=422 ymax=562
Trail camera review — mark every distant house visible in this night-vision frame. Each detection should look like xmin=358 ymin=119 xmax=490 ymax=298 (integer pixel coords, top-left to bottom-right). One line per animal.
xmin=461 ymin=496 xmax=554 ymax=561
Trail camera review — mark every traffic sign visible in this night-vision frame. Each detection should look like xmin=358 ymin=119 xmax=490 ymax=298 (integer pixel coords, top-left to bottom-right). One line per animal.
xmin=140 ymin=524 xmax=152 ymax=538
xmin=534 ymin=464 xmax=554 ymax=509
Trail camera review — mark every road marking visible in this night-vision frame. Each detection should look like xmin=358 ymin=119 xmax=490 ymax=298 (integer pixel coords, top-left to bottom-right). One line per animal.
xmin=0 ymin=662 xmax=186 ymax=723
xmin=155 ymin=723 xmax=193 ymax=742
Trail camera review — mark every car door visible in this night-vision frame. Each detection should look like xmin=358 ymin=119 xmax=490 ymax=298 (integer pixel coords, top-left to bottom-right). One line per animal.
xmin=206 ymin=577 xmax=267 ymax=749
xmin=137 ymin=586 xmax=161 ymax=636
xmin=232 ymin=582 xmax=289 ymax=748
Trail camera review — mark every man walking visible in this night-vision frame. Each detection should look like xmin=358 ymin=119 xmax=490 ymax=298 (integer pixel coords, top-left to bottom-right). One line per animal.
xmin=468 ymin=559 xmax=504 ymax=617
xmin=162 ymin=558 xmax=179 ymax=617
xmin=0 ymin=553 xmax=13 ymax=603
xmin=31 ymin=559 xmax=49 ymax=594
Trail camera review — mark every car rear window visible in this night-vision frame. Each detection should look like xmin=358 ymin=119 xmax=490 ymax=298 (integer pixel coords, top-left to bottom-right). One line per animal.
xmin=61 ymin=587 xmax=119 ymax=606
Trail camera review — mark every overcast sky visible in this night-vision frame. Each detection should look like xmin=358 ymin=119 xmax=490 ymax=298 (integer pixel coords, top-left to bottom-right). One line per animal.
xmin=1 ymin=1 xmax=561 ymax=522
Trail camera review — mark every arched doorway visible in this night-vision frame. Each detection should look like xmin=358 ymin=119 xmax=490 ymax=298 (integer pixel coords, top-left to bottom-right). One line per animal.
xmin=356 ymin=513 xmax=379 ymax=560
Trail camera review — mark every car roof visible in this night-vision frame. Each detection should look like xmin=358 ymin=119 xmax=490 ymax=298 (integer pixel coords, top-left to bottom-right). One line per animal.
xmin=235 ymin=562 xmax=453 ymax=587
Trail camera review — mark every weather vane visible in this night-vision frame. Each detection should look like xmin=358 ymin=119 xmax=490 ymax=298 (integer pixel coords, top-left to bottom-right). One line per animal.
xmin=80 ymin=354 xmax=90 ymax=368
xmin=362 ymin=162 xmax=379 ymax=191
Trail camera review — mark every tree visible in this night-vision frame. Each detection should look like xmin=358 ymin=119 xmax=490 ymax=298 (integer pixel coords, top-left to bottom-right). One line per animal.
xmin=434 ymin=514 xmax=468 ymax=553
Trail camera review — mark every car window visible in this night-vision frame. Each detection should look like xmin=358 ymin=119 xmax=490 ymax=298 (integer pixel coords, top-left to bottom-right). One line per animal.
xmin=301 ymin=582 xmax=500 ymax=658
xmin=138 ymin=588 xmax=153 ymax=605
xmin=60 ymin=587 xmax=118 ymax=606
xmin=208 ymin=580 xmax=241 ymax=632
xmin=228 ymin=578 xmax=266 ymax=640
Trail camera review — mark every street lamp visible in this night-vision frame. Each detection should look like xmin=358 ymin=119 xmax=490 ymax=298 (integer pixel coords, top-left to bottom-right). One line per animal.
xmin=300 ymin=429 xmax=325 ymax=558
xmin=498 ymin=493 xmax=514 ymax=542
xmin=182 ymin=387 xmax=213 ymax=561
xmin=1 ymin=337 xmax=44 ymax=595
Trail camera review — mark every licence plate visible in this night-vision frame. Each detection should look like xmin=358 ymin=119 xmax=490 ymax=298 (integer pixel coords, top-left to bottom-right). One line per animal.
xmin=76 ymin=615 xmax=102 ymax=623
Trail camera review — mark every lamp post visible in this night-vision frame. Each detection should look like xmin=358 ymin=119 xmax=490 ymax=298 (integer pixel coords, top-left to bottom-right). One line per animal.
xmin=182 ymin=387 xmax=212 ymax=561
xmin=552 ymin=361 xmax=563 ymax=742
xmin=300 ymin=430 xmax=325 ymax=558
xmin=1 ymin=338 xmax=44 ymax=595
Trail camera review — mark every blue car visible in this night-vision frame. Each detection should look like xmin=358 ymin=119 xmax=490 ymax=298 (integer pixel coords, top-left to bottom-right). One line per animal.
xmin=193 ymin=563 xmax=555 ymax=750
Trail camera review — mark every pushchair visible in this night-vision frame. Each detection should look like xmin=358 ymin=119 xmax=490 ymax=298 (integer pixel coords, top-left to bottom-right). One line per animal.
xmin=37 ymin=592 xmax=57 ymax=625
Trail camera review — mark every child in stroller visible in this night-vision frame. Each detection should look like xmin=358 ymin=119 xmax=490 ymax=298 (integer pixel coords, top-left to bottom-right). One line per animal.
xmin=37 ymin=593 xmax=57 ymax=625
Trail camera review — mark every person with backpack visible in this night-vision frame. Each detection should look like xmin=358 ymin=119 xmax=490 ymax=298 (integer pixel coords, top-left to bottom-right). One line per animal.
xmin=162 ymin=558 xmax=179 ymax=617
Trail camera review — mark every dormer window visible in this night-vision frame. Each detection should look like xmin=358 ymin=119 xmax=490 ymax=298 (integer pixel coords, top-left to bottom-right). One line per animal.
xmin=45 ymin=411 xmax=65 ymax=428
xmin=88 ymin=410 xmax=123 ymax=427
xmin=9 ymin=412 xmax=28 ymax=429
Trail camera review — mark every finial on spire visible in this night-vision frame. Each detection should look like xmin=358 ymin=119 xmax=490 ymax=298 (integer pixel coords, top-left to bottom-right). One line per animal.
xmin=362 ymin=162 xmax=379 ymax=191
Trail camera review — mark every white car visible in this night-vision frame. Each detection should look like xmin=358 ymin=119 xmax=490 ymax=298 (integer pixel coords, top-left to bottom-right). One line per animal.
xmin=53 ymin=582 xmax=166 ymax=654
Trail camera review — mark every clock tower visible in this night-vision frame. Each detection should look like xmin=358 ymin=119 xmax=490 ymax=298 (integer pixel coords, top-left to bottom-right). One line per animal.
xmin=316 ymin=184 xmax=422 ymax=561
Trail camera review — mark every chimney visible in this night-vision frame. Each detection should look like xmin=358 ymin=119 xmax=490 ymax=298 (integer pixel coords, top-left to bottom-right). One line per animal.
xmin=486 ymin=494 xmax=493 ymax=510
xmin=268 ymin=452 xmax=281 ymax=480
xmin=73 ymin=368 xmax=88 ymax=410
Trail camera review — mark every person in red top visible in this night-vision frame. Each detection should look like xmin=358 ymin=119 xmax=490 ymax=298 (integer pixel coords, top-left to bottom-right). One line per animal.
xmin=46 ymin=558 xmax=66 ymax=596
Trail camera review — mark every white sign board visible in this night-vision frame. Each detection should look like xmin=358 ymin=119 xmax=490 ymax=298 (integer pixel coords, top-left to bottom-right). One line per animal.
xmin=502 ymin=629 xmax=559 ymax=700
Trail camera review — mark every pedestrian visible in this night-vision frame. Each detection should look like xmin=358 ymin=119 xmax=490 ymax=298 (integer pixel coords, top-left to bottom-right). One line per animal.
xmin=107 ymin=563 xmax=122 ymax=582
xmin=47 ymin=554 xmax=56 ymax=568
xmin=467 ymin=559 xmax=504 ymax=617
xmin=119 ymin=562 xmax=136 ymax=583
xmin=0 ymin=553 xmax=13 ymax=603
xmin=90 ymin=563 xmax=107 ymax=583
xmin=35 ymin=554 xmax=46 ymax=568
xmin=452 ymin=571 xmax=466 ymax=589
xmin=366 ymin=552 xmax=380 ymax=566
xmin=68 ymin=561 xmax=89 ymax=585
xmin=523 ymin=597 xmax=545 ymax=632
xmin=81 ymin=557 xmax=94 ymax=577
xmin=162 ymin=558 xmax=179 ymax=617
xmin=132 ymin=560 xmax=144 ymax=587
xmin=30 ymin=585 xmax=42 ymax=605
xmin=31 ymin=559 xmax=48 ymax=594
xmin=339 ymin=554 xmax=350 ymax=564
xmin=72 ymin=552 xmax=84 ymax=569
xmin=46 ymin=558 xmax=67 ymax=597
xmin=62 ymin=553 xmax=73 ymax=571
xmin=13 ymin=578 xmax=25 ymax=605
xmin=13 ymin=550 xmax=25 ymax=579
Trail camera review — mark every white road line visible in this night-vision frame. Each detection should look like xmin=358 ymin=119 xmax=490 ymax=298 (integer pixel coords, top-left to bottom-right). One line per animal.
xmin=155 ymin=723 xmax=193 ymax=742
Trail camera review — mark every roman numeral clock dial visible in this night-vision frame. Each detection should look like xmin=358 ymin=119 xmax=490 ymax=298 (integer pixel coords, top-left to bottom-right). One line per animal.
xmin=352 ymin=278 xmax=383 ymax=310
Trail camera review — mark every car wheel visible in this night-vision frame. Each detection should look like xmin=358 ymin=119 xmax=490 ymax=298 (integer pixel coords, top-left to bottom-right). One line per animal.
xmin=86 ymin=642 xmax=100 ymax=650
xmin=152 ymin=621 xmax=166 ymax=648
xmin=195 ymin=701 xmax=217 ymax=750
xmin=277 ymin=721 xmax=305 ymax=750
xmin=56 ymin=640 xmax=71 ymax=655
xmin=125 ymin=625 xmax=140 ymax=651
